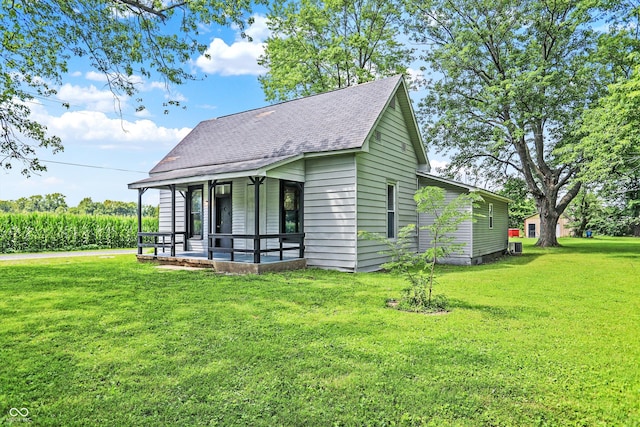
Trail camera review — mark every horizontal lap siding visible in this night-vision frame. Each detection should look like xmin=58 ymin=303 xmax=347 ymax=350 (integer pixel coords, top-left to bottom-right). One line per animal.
xmin=417 ymin=181 xmax=473 ymax=263
xmin=265 ymin=178 xmax=283 ymax=251
xmin=473 ymin=197 xmax=509 ymax=257
xmin=267 ymin=159 xmax=305 ymax=182
xmin=158 ymin=184 xmax=213 ymax=252
xmin=356 ymin=100 xmax=419 ymax=271
xmin=159 ymin=188 xmax=186 ymax=245
xmin=304 ymin=155 xmax=357 ymax=271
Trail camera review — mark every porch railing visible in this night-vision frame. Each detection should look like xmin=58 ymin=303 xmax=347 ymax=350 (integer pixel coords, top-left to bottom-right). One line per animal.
xmin=137 ymin=231 xmax=187 ymax=256
xmin=207 ymin=233 xmax=305 ymax=263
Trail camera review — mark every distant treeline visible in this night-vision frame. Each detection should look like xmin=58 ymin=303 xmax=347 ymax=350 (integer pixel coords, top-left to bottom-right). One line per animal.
xmin=0 ymin=213 xmax=158 ymax=253
xmin=0 ymin=193 xmax=158 ymax=217
xmin=0 ymin=193 xmax=159 ymax=253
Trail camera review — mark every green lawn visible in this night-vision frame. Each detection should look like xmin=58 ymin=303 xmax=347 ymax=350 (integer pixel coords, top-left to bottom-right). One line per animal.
xmin=1 ymin=237 xmax=639 ymax=426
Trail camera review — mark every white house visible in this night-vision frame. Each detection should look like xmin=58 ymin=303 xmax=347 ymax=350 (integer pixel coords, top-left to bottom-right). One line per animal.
xmin=129 ymin=75 xmax=509 ymax=273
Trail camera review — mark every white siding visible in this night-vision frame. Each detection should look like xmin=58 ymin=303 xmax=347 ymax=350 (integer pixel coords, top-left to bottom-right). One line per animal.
xmin=158 ymin=183 xmax=213 ymax=253
xmin=232 ymin=178 xmax=248 ymax=250
xmin=472 ymin=197 xmax=509 ymax=259
xmin=265 ymin=178 xmax=282 ymax=251
xmin=304 ymin=155 xmax=357 ymax=271
xmin=267 ymin=159 xmax=305 ymax=182
xmin=417 ymin=180 xmax=473 ymax=264
xmin=356 ymin=101 xmax=420 ymax=271
xmin=159 ymin=187 xmax=187 ymax=247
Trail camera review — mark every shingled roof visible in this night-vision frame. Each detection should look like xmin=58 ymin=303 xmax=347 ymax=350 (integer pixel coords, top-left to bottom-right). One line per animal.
xmin=130 ymin=75 xmax=425 ymax=188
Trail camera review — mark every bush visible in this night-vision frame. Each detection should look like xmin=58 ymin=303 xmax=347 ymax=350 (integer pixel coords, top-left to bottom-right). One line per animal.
xmin=0 ymin=212 xmax=158 ymax=253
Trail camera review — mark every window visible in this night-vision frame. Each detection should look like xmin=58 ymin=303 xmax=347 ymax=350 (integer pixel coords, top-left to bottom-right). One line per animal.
xmin=489 ymin=203 xmax=494 ymax=229
xmin=281 ymin=181 xmax=302 ymax=234
xmin=387 ymin=184 xmax=396 ymax=238
xmin=188 ymin=185 xmax=203 ymax=239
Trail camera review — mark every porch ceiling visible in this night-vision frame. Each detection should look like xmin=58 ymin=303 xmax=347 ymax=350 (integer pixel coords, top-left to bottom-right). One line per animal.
xmin=128 ymin=155 xmax=295 ymax=189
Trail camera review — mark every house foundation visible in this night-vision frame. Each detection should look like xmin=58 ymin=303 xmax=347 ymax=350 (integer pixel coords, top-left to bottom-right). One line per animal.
xmin=136 ymin=254 xmax=306 ymax=274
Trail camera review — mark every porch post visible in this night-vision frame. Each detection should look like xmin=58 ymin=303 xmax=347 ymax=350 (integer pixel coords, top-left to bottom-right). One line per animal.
xmin=208 ymin=180 xmax=214 ymax=260
xmin=250 ymin=176 xmax=265 ymax=263
xmin=136 ymin=188 xmax=146 ymax=255
xmin=298 ymin=182 xmax=305 ymax=259
xmin=170 ymin=184 xmax=176 ymax=257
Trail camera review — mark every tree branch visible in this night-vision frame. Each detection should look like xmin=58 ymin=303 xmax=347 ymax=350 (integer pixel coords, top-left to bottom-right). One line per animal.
xmin=114 ymin=0 xmax=187 ymax=20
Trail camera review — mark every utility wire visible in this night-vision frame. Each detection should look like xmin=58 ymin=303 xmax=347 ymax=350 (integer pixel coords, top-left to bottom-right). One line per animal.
xmin=41 ymin=159 xmax=148 ymax=174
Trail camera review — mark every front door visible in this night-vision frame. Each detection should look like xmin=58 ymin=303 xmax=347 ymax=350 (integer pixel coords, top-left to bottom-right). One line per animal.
xmin=528 ymin=223 xmax=536 ymax=238
xmin=215 ymin=194 xmax=232 ymax=248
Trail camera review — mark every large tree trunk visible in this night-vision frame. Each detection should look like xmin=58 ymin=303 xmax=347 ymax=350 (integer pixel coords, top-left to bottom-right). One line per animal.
xmin=512 ymin=122 xmax=582 ymax=247
xmin=536 ymin=203 xmax=560 ymax=247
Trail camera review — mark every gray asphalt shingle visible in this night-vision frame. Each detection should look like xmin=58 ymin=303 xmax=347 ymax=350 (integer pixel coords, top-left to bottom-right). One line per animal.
xmin=148 ymin=75 xmax=403 ymax=176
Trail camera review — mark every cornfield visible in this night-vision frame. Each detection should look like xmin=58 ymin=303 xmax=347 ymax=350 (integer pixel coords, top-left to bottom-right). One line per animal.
xmin=0 ymin=213 xmax=158 ymax=253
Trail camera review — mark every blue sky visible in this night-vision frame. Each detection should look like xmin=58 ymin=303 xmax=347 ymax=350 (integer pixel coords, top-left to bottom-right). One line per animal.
xmin=0 ymin=14 xmax=442 ymax=207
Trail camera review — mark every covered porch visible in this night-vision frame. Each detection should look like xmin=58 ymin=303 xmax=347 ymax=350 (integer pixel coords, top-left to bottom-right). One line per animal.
xmin=130 ymin=173 xmax=306 ymax=274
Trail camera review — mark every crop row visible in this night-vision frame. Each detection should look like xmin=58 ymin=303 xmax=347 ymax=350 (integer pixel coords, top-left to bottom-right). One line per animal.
xmin=0 ymin=213 xmax=158 ymax=253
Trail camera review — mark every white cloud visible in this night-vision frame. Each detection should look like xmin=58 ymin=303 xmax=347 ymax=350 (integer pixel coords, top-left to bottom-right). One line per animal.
xmin=244 ymin=15 xmax=270 ymax=42
xmin=27 ymin=102 xmax=191 ymax=149
xmin=429 ymin=158 xmax=449 ymax=173
xmin=195 ymin=15 xmax=269 ymax=76
xmin=84 ymin=71 xmax=170 ymax=93
xmin=405 ymin=68 xmax=427 ymax=89
xmin=85 ymin=71 xmax=108 ymax=82
xmin=47 ymin=110 xmax=191 ymax=146
xmin=42 ymin=176 xmax=64 ymax=185
xmin=58 ymin=83 xmax=122 ymax=112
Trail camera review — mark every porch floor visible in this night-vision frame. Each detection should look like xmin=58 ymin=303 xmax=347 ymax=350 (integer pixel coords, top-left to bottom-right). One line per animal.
xmin=137 ymin=250 xmax=306 ymax=274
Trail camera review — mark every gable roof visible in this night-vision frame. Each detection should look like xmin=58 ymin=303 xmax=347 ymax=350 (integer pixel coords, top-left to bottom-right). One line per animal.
xmin=130 ymin=75 xmax=427 ymax=188
xmin=524 ymin=212 xmax=570 ymax=221
xmin=417 ymin=172 xmax=512 ymax=204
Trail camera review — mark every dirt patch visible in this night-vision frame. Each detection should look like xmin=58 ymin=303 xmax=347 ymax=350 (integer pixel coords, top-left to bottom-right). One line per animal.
xmin=155 ymin=265 xmax=212 ymax=272
xmin=386 ymin=299 xmax=450 ymax=315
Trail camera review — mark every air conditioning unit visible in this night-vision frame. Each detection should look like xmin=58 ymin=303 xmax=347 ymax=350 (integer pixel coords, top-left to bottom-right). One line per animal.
xmin=508 ymin=241 xmax=523 ymax=255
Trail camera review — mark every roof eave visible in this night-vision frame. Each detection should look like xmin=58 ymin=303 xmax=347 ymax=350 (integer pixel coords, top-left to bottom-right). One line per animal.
xmin=417 ymin=172 xmax=512 ymax=203
xmin=129 ymin=154 xmax=307 ymax=189
xmin=359 ymin=76 xmax=429 ymax=167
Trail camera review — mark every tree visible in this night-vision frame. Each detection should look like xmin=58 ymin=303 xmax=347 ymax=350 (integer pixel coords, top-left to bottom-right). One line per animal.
xmin=1 ymin=0 xmax=256 ymax=175
xmin=566 ymin=187 xmax=599 ymax=238
xmin=43 ymin=193 xmax=68 ymax=212
xmin=360 ymin=186 xmax=481 ymax=313
xmin=497 ymin=177 xmax=536 ymax=230
xmin=258 ymin=0 xmax=412 ymax=101
xmin=405 ymin=0 xmax=605 ymax=247
xmin=562 ymin=1 xmax=640 ymax=236
xmin=571 ymin=64 xmax=640 ymax=185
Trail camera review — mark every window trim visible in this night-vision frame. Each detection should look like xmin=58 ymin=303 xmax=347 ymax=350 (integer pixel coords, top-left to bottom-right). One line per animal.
xmin=280 ymin=181 xmax=303 ymax=235
xmin=187 ymin=185 xmax=204 ymax=239
xmin=387 ymin=183 xmax=397 ymax=239
xmin=488 ymin=203 xmax=494 ymax=229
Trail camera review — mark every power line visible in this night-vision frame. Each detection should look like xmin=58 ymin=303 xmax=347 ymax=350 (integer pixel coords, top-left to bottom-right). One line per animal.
xmin=41 ymin=159 xmax=148 ymax=174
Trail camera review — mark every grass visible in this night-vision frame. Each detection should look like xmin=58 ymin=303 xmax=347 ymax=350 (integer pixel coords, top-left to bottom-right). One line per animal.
xmin=0 ymin=237 xmax=638 ymax=426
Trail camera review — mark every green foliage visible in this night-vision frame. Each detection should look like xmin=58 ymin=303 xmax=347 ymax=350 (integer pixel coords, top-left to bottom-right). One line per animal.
xmin=1 ymin=0 xmax=256 ymax=175
xmin=404 ymin=0 xmax=605 ymax=246
xmin=0 ymin=212 xmax=158 ymax=253
xmin=567 ymin=181 xmax=640 ymax=237
xmin=1 ymin=194 xmax=157 ymax=217
xmin=258 ymin=0 xmax=412 ymax=101
xmin=571 ymin=62 xmax=640 ymax=184
xmin=1 ymin=237 xmax=639 ymax=425
xmin=360 ymin=186 xmax=482 ymax=313
xmin=498 ymin=177 xmax=536 ymax=229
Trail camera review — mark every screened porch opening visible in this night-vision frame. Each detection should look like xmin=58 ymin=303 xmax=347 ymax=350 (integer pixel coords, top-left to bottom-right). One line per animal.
xmin=134 ymin=177 xmax=305 ymax=272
